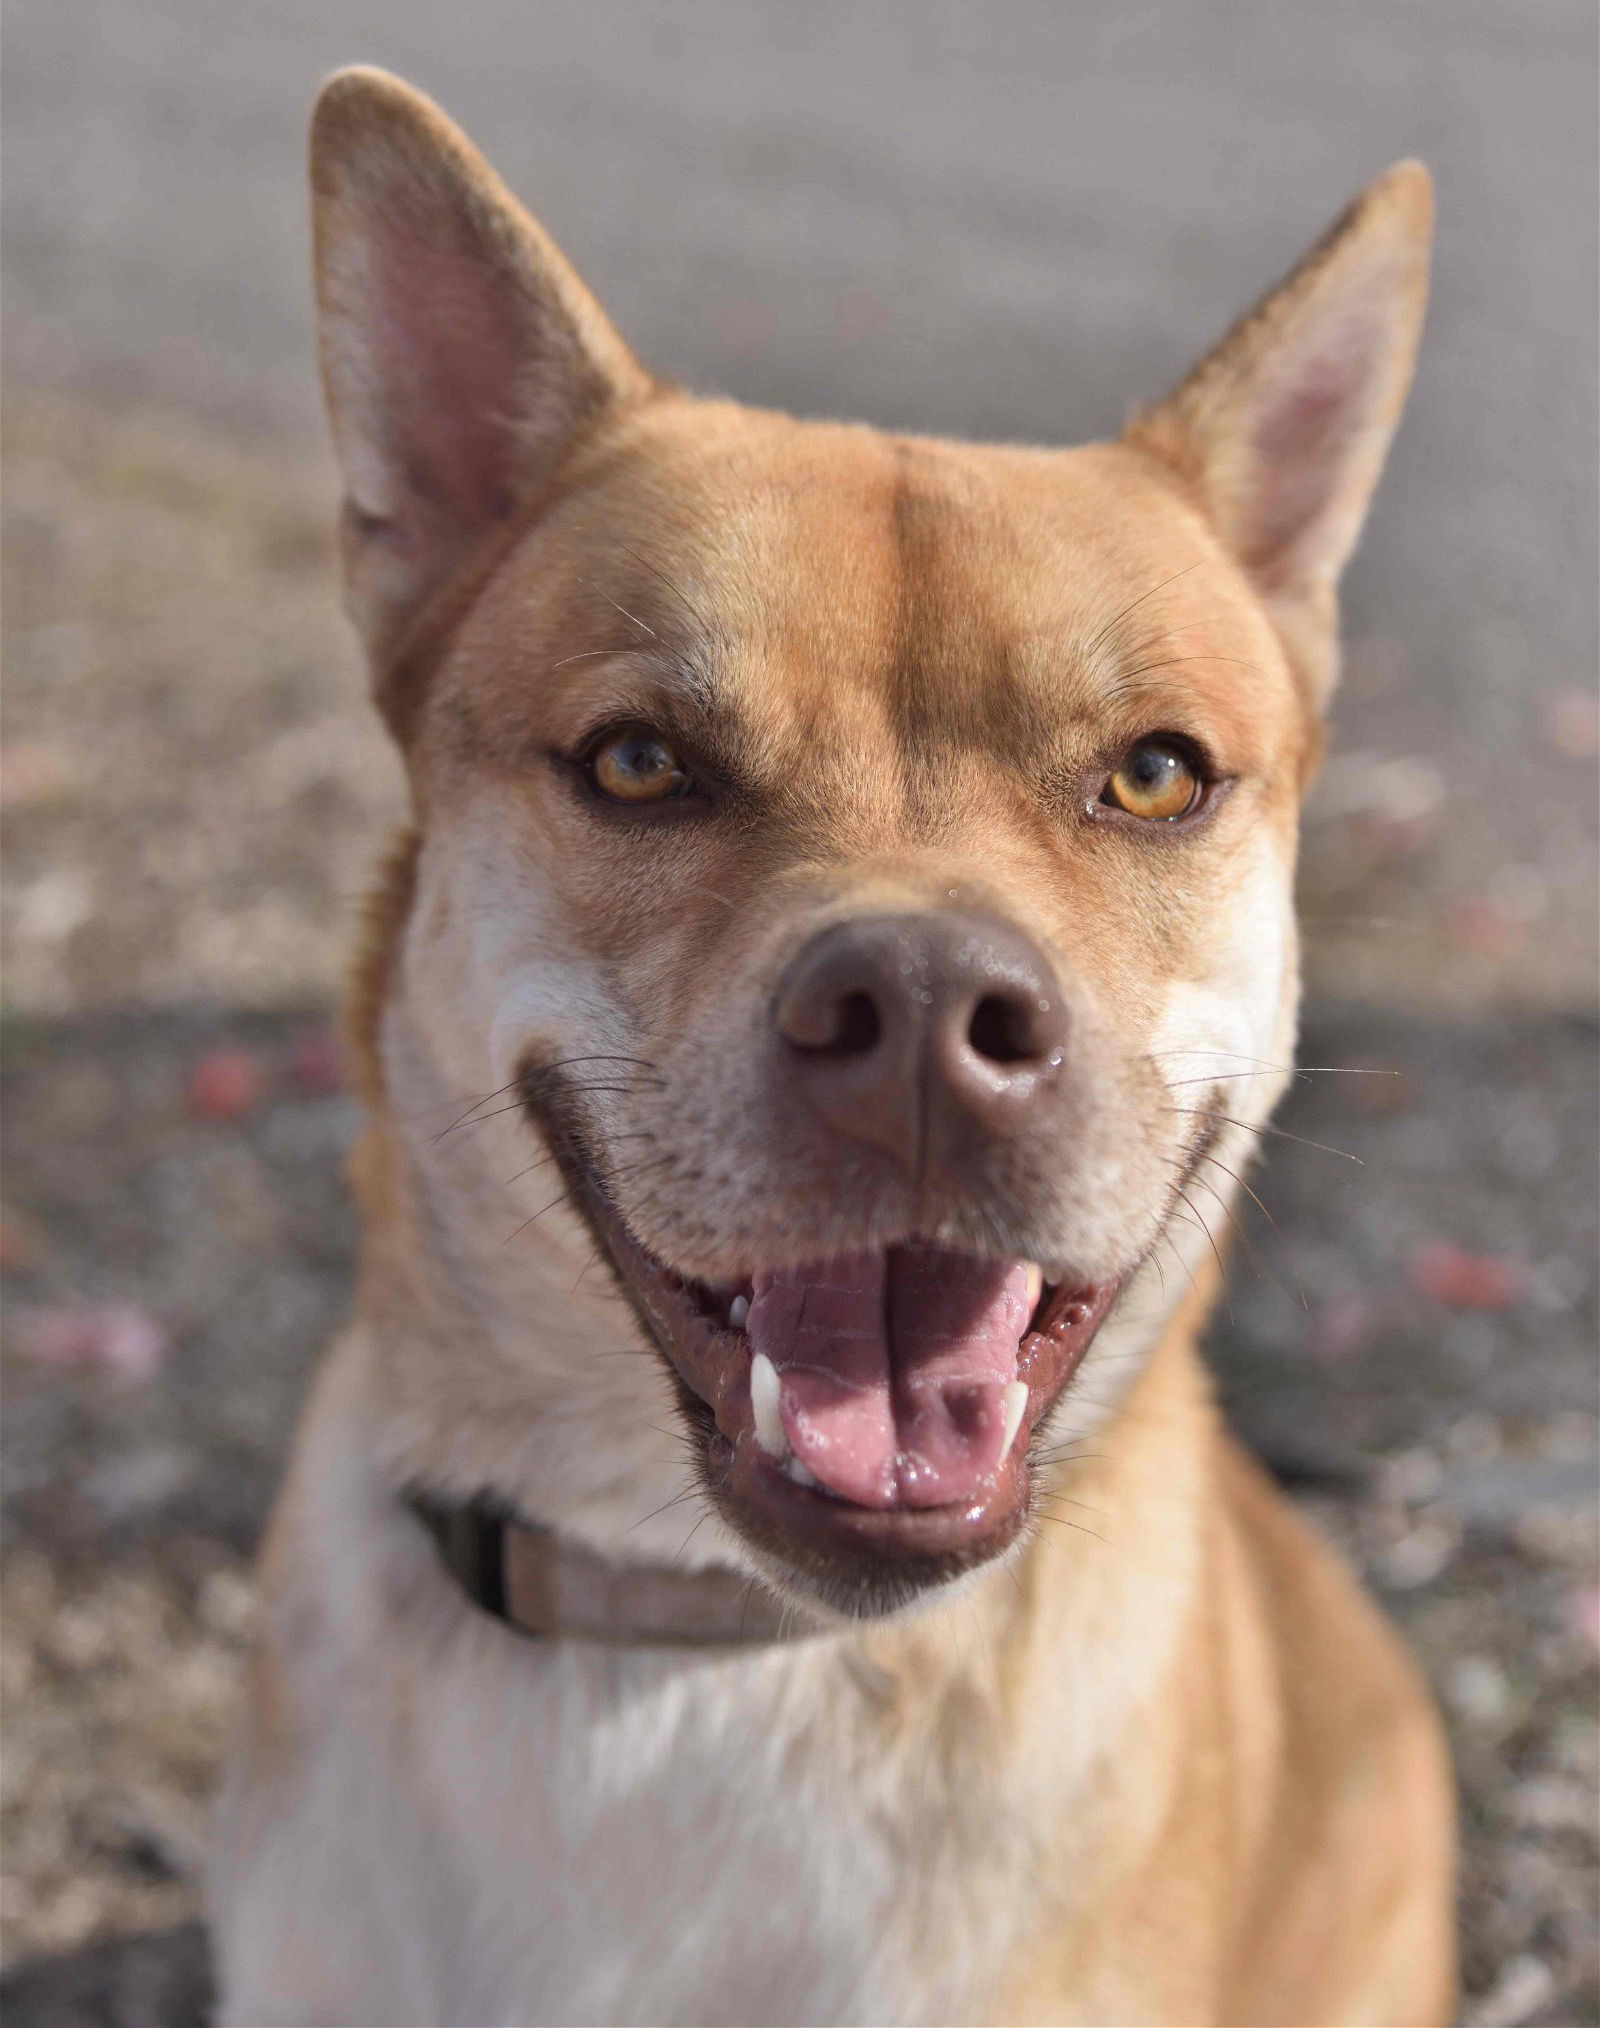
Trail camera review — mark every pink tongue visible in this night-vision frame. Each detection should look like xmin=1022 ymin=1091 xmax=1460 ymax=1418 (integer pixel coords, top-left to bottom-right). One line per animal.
xmin=747 ymin=1249 xmax=1032 ymax=1509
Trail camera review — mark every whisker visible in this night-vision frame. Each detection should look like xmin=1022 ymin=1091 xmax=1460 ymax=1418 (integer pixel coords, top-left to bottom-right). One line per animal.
xmin=1144 ymin=1046 xmax=1398 ymax=1084
xmin=1082 ymin=560 xmax=1208 ymax=662
xmin=1174 ymin=1188 xmax=1233 ymax=1321
xmin=428 ymin=1077 xmax=524 ymax=1139
xmin=1168 ymin=1107 xmax=1362 ymax=1165
xmin=583 ymin=581 xmax=660 ymax=640
xmin=499 ymin=1189 xmax=574 ymax=1247
xmin=569 ymin=1249 xmax=608 ymax=1300
xmin=1028 ymin=1508 xmax=1109 ymax=1548
xmin=685 ymin=883 xmax=740 ymax=914
xmin=429 ymin=1058 xmax=663 ymax=1145
xmin=623 ymin=1486 xmax=701 ymax=1536
xmin=670 ymin=1511 xmax=713 ymax=1567
xmin=1196 ymin=1150 xmax=1309 ymax=1311
xmin=1185 ymin=1164 xmax=1273 ymax=1291
xmin=504 ymin=1131 xmax=652 ymax=1191
xmin=618 ymin=543 xmax=713 ymax=632
xmin=550 ymin=646 xmax=624 ymax=671
xmin=1161 ymin=1065 xmax=1397 ymax=1089
xmin=435 ymin=1084 xmax=660 ymax=1145
xmin=1160 ymin=1223 xmax=1205 ymax=1306
xmin=1029 ymin=1447 xmax=1108 ymax=1471
xmin=1116 ymin=653 xmax=1273 ymax=686
xmin=1115 ymin=612 xmax=1249 ymax=664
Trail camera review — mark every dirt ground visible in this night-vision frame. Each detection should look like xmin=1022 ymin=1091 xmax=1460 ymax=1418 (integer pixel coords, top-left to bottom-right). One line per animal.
xmin=1 ymin=392 xmax=1596 ymax=2026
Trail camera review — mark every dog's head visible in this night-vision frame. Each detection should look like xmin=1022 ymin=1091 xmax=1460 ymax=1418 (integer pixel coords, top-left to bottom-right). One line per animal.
xmin=312 ymin=71 xmax=1429 ymax=1615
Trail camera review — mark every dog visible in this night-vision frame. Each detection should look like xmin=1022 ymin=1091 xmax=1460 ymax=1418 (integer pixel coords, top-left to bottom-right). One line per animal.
xmin=209 ymin=67 xmax=1456 ymax=2025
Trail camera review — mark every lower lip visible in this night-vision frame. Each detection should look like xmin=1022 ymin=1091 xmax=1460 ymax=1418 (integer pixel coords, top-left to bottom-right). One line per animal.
xmin=690 ymin=1275 xmax=1120 ymax=1577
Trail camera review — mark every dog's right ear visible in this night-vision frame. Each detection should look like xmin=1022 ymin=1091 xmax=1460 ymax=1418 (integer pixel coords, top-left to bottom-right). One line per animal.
xmin=310 ymin=68 xmax=652 ymax=709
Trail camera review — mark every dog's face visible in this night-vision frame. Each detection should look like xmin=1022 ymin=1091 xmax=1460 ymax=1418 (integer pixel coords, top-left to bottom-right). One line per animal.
xmin=312 ymin=71 xmax=1429 ymax=1613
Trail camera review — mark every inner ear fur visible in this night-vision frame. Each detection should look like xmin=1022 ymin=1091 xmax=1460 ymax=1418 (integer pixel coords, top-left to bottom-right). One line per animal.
xmin=310 ymin=67 xmax=653 ymax=726
xmin=1124 ymin=162 xmax=1432 ymax=712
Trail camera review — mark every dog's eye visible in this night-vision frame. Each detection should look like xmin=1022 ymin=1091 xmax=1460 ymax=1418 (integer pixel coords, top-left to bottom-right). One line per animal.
xmin=1103 ymin=740 xmax=1201 ymax=821
xmin=588 ymin=730 xmax=691 ymax=804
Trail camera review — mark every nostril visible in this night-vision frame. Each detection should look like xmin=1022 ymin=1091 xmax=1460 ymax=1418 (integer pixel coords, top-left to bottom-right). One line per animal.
xmin=967 ymin=993 xmax=1040 ymax=1066
xmin=831 ymin=992 xmax=882 ymax=1058
xmin=789 ymin=989 xmax=882 ymax=1059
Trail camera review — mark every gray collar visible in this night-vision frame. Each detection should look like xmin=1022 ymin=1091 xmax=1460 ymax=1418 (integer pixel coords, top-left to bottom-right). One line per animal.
xmin=410 ymin=1494 xmax=817 ymax=1646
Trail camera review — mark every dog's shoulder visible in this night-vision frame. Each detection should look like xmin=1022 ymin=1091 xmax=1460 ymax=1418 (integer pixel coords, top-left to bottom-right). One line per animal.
xmin=1208 ymin=1435 xmax=1458 ymax=2024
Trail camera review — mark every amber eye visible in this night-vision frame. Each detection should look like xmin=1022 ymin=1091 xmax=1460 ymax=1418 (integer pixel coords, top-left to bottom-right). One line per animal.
xmin=1103 ymin=739 xmax=1202 ymax=821
xmin=587 ymin=729 xmax=690 ymax=804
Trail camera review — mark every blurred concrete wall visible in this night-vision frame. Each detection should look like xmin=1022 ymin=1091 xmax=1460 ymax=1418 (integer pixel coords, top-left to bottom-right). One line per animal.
xmin=5 ymin=0 xmax=1596 ymax=1004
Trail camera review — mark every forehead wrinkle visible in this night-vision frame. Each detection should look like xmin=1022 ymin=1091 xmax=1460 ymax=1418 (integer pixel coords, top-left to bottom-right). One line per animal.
xmin=883 ymin=456 xmax=1041 ymax=768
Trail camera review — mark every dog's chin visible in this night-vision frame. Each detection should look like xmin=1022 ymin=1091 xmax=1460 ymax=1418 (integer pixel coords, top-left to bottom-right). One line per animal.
xmin=555 ymin=1146 xmax=1121 ymax=1620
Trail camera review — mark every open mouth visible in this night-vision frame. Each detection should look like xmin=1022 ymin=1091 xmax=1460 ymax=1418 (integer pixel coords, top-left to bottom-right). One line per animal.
xmin=543 ymin=1110 xmax=1119 ymax=1613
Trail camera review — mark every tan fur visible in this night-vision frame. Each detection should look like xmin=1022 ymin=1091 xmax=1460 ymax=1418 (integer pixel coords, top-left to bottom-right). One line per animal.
xmin=210 ymin=69 xmax=1454 ymax=2024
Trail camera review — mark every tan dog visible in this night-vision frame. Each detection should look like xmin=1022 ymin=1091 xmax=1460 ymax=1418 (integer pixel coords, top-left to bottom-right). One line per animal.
xmin=210 ymin=67 xmax=1456 ymax=2025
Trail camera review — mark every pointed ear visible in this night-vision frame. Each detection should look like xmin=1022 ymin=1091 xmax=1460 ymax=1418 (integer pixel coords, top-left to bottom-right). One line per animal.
xmin=310 ymin=68 xmax=652 ymax=690
xmin=1124 ymin=162 xmax=1432 ymax=709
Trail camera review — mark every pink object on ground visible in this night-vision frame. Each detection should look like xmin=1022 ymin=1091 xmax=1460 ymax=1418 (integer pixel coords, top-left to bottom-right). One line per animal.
xmin=13 ymin=1303 xmax=169 ymax=1384
xmin=1408 ymin=1242 xmax=1523 ymax=1310
xmin=187 ymin=1047 xmax=265 ymax=1119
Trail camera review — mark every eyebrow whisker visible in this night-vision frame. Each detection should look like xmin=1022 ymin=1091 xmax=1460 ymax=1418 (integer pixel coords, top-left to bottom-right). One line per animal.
xmin=550 ymin=647 xmax=625 ymax=671
xmin=583 ymin=581 xmax=661 ymax=640
xmin=618 ymin=544 xmax=713 ymax=633
xmin=1081 ymin=560 xmax=1208 ymax=662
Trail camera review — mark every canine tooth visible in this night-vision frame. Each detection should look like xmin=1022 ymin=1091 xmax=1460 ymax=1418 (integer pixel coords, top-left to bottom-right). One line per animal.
xmin=782 ymin=1455 xmax=821 ymax=1490
xmin=750 ymin=1351 xmax=787 ymax=1457
xmin=1022 ymin=1264 xmax=1044 ymax=1315
xmin=1001 ymin=1379 xmax=1029 ymax=1458
xmin=728 ymin=1294 xmax=750 ymax=1330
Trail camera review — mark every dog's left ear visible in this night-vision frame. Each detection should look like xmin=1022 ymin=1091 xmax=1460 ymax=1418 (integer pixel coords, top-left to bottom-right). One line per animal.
xmin=1125 ymin=162 xmax=1432 ymax=710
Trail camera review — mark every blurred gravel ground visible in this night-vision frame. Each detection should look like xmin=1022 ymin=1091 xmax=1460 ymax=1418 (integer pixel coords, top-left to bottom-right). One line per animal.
xmin=1 ymin=399 xmax=1596 ymax=2023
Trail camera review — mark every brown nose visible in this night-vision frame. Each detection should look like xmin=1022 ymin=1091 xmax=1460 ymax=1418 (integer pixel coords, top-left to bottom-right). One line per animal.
xmin=772 ymin=912 xmax=1067 ymax=1170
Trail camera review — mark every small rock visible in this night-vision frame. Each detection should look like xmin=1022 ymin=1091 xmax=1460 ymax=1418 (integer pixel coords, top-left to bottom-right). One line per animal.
xmin=1445 ymin=1655 xmax=1514 ymax=1731
xmin=197 ymin=1569 xmax=257 ymax=1641
xmin=1376 ymin=1513 xmax=1457 ymax=1590
xmin=82 ymin=1445 xmax=195 ymax=1523
xmin=1506 ymin=1774 xmax=1591 ymax=1834
xmin=1383 ymin=1446 xmax=1445 ymax=1505
xmin=15 ymin=869 xmax=92 ymax=944
xmin=1514 ymin=1504 xmax=1596 ymax=1566
xmin=1465 ymin=1953 xmax=1557 ymax=2028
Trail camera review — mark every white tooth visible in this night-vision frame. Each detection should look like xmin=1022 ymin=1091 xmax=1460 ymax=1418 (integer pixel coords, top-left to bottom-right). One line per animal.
xmin=750 ymin=1351 xmax=788 ymax=1457
xmin=1001 ymin=1379 xmax=1029 ymax=1458
xmin=782 ymin=1455 xmax=821 ymax=1490
xmin=728 ymin=1294 xmax=750 ymax=1330
xmin=1022 ymin=1264 xmax=1044 ymax=1315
